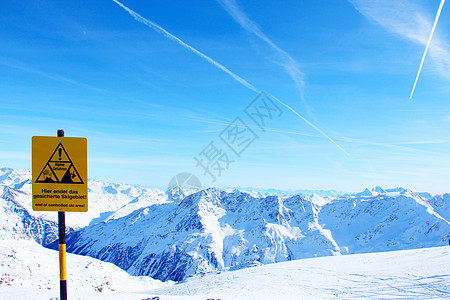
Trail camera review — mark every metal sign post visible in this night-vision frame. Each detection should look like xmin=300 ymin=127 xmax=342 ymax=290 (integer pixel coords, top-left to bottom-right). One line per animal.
xmin=57 ymin=129 xmax=67 ymax=300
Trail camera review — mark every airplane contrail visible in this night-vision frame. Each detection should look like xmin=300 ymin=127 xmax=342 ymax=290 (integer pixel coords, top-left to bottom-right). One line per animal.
xmin=111 ymin=0 xmax=346 ymax=154
xmin=216 ymin=0 xmax=310 ymax=115
xmin=410 ymin=0 xmax=446 ymax=99
xmin=267 ymin=93 xmax=349 ymax=154
xmin=111 ymin=0 xmax=258 ymax=93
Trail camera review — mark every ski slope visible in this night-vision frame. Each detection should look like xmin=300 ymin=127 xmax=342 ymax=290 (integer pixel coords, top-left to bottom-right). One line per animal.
xmin=145 ymin=246 xmax=450 ymax=299
xmin=2 ymin=242 xmax=448 ymax=299
xmin=0 ymin=238 xmax=172 ymax=300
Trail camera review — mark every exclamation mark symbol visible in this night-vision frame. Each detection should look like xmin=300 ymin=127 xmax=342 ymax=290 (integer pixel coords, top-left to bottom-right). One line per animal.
xmin=58 ymin=148 xmax=62 ymax=160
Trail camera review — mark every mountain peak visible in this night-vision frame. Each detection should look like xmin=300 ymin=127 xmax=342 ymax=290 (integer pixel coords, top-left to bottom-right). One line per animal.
xmin=372 ymin=186 xmax=386 ymax=193
xmin=356 ymin=188 xmax=374 ymax=197
xmin=178 ymin=187 xmax=222 ymax=208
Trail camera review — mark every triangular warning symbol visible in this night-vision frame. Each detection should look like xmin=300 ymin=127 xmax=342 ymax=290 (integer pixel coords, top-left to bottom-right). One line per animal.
xmin=35 ymin=142 xmax=84 ymax=184
xmin=60 ymin=165 xmax=83 ymax=183
xmin=48 ymin=143 xmax=71 ymax=162
xmin=35 ymin=163 xmax=58 ymax=183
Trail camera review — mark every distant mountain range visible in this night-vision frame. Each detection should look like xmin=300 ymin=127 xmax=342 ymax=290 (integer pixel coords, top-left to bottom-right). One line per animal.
xmin=220 ymin=186 xmax=345 ymax=198
xmin=1 ymin=167 xmax=449 ymax=282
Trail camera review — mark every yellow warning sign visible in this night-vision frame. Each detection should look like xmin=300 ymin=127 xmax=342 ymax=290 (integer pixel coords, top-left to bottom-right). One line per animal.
xmin=32 ymin=136 xmax=88 ymax=212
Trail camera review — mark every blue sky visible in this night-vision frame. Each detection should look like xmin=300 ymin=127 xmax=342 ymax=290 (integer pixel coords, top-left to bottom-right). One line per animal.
xmin=1 ymin=0 xmax=449 ymax=194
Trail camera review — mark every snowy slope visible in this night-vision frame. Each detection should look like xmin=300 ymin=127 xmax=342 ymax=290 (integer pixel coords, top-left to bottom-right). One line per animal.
xmin=2 ymin=241 xmax=449 ymax=299
xmin=0 ymin=238 xmax=171 ymax=300
xmin=60 ymin=187 xmax=449 ymax=282
xmin=146 ymin=246 xmax=450 ymax=300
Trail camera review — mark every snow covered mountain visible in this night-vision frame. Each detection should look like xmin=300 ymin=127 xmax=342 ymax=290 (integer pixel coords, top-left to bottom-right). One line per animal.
xmin=0 ymin=167 xmax=167 ymax=246
xmin=1 ymin=167 xmax=449 ymax=283
xmin=57 ymin=187 xmax=449 ymax=282
xmin=0 ymin=168 xmax=62 ymax=246
xmin=222 ymin=186 xmax=344 ymax=198
xmin=429 ymin=193 xmax=450 ymax=221
xmin=56 ymin=189 xmax=341 ymax=281
xmin=320 ymin=189 xmax=450 ymax=254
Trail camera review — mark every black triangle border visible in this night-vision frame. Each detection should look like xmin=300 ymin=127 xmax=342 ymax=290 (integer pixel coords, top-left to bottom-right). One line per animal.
xmin=35 ymin=142 xmax=84 ymax=184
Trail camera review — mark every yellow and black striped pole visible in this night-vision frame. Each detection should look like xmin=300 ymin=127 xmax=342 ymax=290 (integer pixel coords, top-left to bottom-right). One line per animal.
xmin=58 ymin=211 xmax=67 ymax=299
xmin=57 ymin=129 xmax=67 ymax=300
